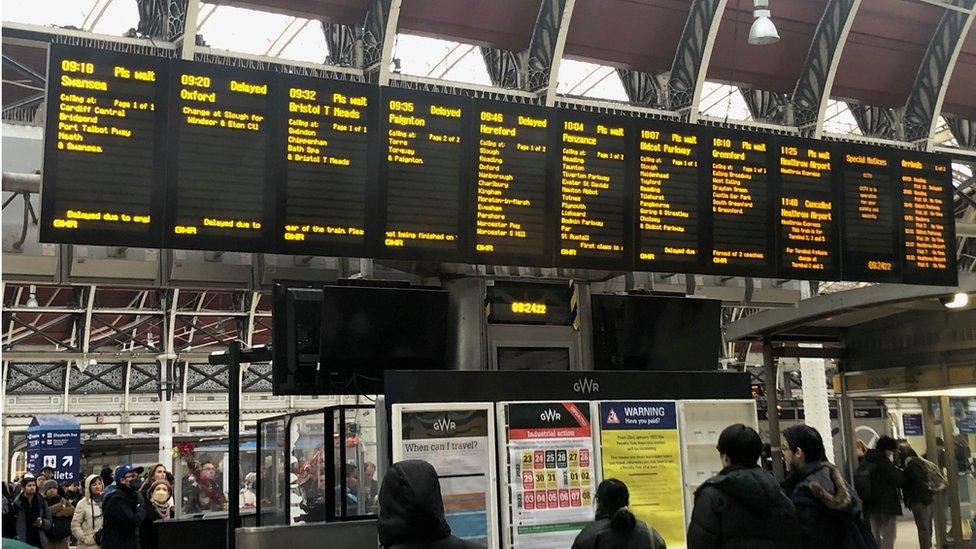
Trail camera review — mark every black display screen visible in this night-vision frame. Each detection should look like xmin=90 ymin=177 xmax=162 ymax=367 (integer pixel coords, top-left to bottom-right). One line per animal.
xmin=556 ymin=111 xmax=630 ymax=268
xmin=776 ymin=138 xmax=840 ymax=280
xmin=278 ymin=77 xmax=377 ymax=255
xmin=379 ymin=87 xmax=468 ymax=259
xmin=707 ymin=129 xmax=775 ymax=276
xmin=840 ymin=147 xmax=902 ymax=283
xmin=41 ymin=45 xmax=168 ymax=247
xmin=165 ymin=61 xmax=275 ymax=251
xmin=470 ymin=99 xmax=553 ymax=266
xmin=634 ymin=121 xmax=704 ymax=272
xmin=899 ymin=153 xmax=957 ymax=286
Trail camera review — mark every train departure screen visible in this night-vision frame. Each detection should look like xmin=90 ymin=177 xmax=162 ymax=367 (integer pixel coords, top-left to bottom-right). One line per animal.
xmin=471 ymin=100 xmax=551 ymax=264
xmin=899 ymin=155 xmax=955 ymax=285
xmin=41 ymin=45 xmax=167 ymax=247
xmin=635 ymin=124 xmax=702 ymax=272
xmin=166 ymin=62 xmax=274 ymax=250
xmin=777 ymin=141 xmax=838 ymax=279
xmin=841 ymin=151 xmax=900 ymax=282
xmin=380 ymin=89 xmax=466 ymax=256
xmin=709 ymin=131 xmax=773 ymax=275
xmin=557 ymin=114 xmax=628 ymax=266
xmin=280 ymin=78 xmax=375 ymax=253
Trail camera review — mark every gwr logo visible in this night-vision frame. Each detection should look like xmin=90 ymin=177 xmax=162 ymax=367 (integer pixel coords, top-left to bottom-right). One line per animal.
xmin=433 ymin=417 xmax=456 ymax=431
xmin=539 ymin=409 xmax=562 ymax=422
xmin=573 ymin=377 xmax=600 ymax=394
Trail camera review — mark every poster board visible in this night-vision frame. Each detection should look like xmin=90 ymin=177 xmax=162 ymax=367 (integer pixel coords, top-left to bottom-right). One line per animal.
xmin=392 ymin=403 xmax=498 ymax=547
xmin=598 ymin=401 xmax=686 ymax=548
xmin=498 ymin=401 xmax=596 ymax=548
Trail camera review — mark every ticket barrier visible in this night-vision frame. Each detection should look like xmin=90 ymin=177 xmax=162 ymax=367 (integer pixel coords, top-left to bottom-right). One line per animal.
xmin=235 ymin=519 xmax=378 ymax=549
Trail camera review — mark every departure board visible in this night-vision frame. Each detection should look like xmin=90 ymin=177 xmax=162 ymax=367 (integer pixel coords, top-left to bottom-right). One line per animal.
xmin=708 ymin=130 xmax=774 ymax=276
xmin=278 ymin=77 xmax=376 ymax=255
xmin=776 ymin=139 xmax=839 ymax=280
xmin=841 ymin=148 xmax=901 ymax=283
xmin=557 ymin=112 xmax=630 ymax=268
xmin=634 ymin=122 xmax=704 ymax=272
xmin=41 ymin=45 xmax=168 ymax=247
xmin=165 ymin=61 xmax=275 ymax=251
xmin=899 ymin=154 xmax=956 ymax=285
xmin=471 ymin=100 xmax=552 ymax=265
xmin=380 ymin=88 xmax=467 ymax=259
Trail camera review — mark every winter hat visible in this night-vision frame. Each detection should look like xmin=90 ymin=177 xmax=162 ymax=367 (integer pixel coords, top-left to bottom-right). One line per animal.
xmin=42 ymin=479 xmax=58 ymax=493
xmin=150 ymin=479 xmax=173 ymax=499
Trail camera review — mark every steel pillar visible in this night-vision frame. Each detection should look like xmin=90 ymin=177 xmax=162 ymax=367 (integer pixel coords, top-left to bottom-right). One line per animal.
xmin=763 ymin=338 xmax=784 ymax=481
xmin=939 ymin=395 xmax=964 ymax=545
xmin=667 ymin=0 xmax=729 ymax=121
xmin=922 ymin=397 xmax=948 ymax=548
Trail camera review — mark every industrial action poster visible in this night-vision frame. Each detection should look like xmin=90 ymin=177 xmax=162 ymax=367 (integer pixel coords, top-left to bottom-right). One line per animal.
xmin=505 ymin=402 xmax=595 ymax=548
xmin=599 ymin=401 xmax=685 ymax=548
xmin=399 ymin=409 xmax=493 ymax=545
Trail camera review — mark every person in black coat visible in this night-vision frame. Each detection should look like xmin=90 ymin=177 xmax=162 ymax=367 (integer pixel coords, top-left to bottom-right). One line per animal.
xmin=100 ymin=465 xmax=146 ymax=549
xmin=573 ymin=478 xmax=667 ymax=549
xmin=687 ymin=424 xmax=800 ymax=549
xmin=377 ymin=460 xmax=484 ymax=549
xmin=901 ymin=447 xmax=935 ymax=549
xmin=860 ymin=436 xmax=904 ymax=549
xmin=781 ymin=425 xmax=871 ymax=549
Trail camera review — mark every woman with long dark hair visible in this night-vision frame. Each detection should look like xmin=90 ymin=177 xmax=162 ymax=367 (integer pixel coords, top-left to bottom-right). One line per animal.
xmin=572 ymin=479 xmax=666 ymax=549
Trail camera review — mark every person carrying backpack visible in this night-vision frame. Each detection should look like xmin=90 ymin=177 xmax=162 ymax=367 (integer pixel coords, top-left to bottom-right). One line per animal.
xmin=901 ymin=446 xmax=945 ymax=549
xmin=855 ymin=436 xmax=904 ymax=549
xmin=41 ymin=480 xmax=74 ymax=549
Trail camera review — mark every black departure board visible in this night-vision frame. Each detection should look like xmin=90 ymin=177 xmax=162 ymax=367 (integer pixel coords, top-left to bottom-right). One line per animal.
xmin=379 ymin=88 xmax=468 ymax=259
xmin=708 ymin=129 xmax=775 ymax=276
xmin=899 ymin=153 xmax=956 ymax=286
xmin=278 ymin=77 xmax=377 ymax=255
xmin=634 ymin=122 xmax=704 ymax=272
xmin=556 ymin=112 xmax=630 ymax=268
xmin=470 ymin=100 xmax=552 ymax=266
xmin=41 ymin=45 xmax=168 ymax=247
xmin=776 ymin=139 xmax=839 ymax=280
xmin=165 ymin=61 xmax=275 ymax=251
xmin=840 ymin=148 xmax=901 ymax=283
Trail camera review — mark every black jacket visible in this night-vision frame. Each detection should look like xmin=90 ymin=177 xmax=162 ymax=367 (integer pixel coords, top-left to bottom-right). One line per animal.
xmin=687 ymin=464 xmax=801 ymax=549
xmin=861 ymin=449 xmax=903 ymax=517
xmin=902 ymin=457 xmax=934 ymax=507
xmin=377 ymin=460 xmax=484 ymax=549
xmin=782 ymin=462 xmax=861 ymax=549
xmin=572 ymin=514 xmax=667 ymax=549
xmin=101 ymin=485 xmax=146 ymax=549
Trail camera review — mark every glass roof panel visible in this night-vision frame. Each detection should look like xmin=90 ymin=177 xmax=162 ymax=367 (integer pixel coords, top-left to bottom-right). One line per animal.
xmin=698 ymin=82 xmax=752 ymax=121
xmin=3 ymin=0 xmax=96 ymax=28
xmin=556 ymin=59 xmax=628 ymax=102
xmin=277 ymin=21 xmax=329 ymax=64
xmin=822 ymin=100 xmax=862 ymax=135
xmin=391 ymin=34 xmax=491 ymax=86
xmin=198 ymin=3 xmax=296 ymax=56
xmin=89 ymin=0 xmax=139 ymax=35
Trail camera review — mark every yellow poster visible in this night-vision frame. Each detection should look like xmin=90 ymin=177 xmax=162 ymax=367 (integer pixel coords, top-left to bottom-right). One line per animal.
xmin=599 ymin=401 xmax=685 ymax=547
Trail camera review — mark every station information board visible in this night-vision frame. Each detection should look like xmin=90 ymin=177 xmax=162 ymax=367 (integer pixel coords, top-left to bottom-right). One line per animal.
xmin=41 ymin=45 xmax=168 ymax=247
xmin=557 ymin=113 xmax=629 ymax=268
xmin=39 ymin=45 xmax=959 ymax=286
xmin=380 ymin=88 xmax=467 ymax=258
xmin=278 ymin=77 xmax=376 ymax=255
xmin=471 ymin=100 xmax=552 ymax=266
xmin=166 ymin=61 xmax=275 ymax=250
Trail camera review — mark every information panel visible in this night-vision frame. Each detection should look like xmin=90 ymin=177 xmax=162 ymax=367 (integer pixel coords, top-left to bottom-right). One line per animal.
xmin=634 ymin=123 xmax=704 ymax=273
xmin=380 ymin=88 xmax=467 ymax=259
xmin=899 ymin=154 xmax=956 ymax=286
xmin=471 ymin=100 xmax=552 ymax=266
xmin=278 ymin=77 xmax=376 ymax=255
xmin=708 ymin=130 xmax=774 ymax=276
xmin=166 ymin=61 xmax=275 ymax=250
xmin=557 ymin=113 xmax=629 ymax=268
xmin=776 ymin=139 xmax=839 ymax=279
xmin=41 ymin=45 xmax=168 ymax=247
xmin=841 ymin=148 xmax=901 ymax=283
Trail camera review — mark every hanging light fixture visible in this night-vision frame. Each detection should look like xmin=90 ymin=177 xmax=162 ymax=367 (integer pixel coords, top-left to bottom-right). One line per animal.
xmin=25 ymin=285 xmax=38 ymax=308
xmin=941 ymin=292 xmax=969 ymax=309
xmin=748 ymin=0 xmax=780 ymax=46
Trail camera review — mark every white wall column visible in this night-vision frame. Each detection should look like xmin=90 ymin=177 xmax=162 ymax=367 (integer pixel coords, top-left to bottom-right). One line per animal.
xmin=799 ymin=343 xmax=833 ymax=461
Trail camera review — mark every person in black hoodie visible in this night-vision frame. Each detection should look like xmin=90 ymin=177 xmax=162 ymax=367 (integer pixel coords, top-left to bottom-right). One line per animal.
xmin=858 ymin=436 xmax=904 ymax=549
xmin=687 ymin=423 xmax=800 ymax=549
xmin=572 ymin=478 xmax=667 ymax=549
xmin=900 ymin=447 xmax=935 ymax=549
xmin=100 ymin=465 xmax=145 ymax=549
xmin=781 ymin=425 xmax=873 ymax=549
xmin=377 ymin=460 xmax=483 ymax=549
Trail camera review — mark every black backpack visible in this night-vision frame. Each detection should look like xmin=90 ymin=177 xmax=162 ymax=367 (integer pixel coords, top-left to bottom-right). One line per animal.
xmin=853 ymin=461 xmax=877 ymax=504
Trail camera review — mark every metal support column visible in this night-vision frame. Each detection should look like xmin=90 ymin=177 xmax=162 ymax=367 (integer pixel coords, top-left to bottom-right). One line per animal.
xmin=443 ymin=278 xmax=486 ymax=370
xmin=922 ymin=397 xmax=948 ymax=548
xmin=799 ymin=344 xmax=833 ymax=461
xmin=763 ymin=337 xmax=784 ymax=481
xmin=939 ymin=395 xmax=964 ymax=545
xmin=226 ymin=341 xmax=241 ymax=549
xmin=838 ymin=372 xmax=857 ymax=480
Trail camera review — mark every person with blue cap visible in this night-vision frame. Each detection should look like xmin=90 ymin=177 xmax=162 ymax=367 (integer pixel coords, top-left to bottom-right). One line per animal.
xmin=99 ymin=465 xmax=145 ymax=549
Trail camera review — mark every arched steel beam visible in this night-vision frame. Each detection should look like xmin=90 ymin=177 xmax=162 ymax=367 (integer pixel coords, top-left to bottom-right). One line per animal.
xmin=902 ymin=0 xmax=976 ymax=145
xmin=616 ymin=69 xmax=661 ymax=108
xmin=527 ymin=0 xmax=576 ymax=106
xmin=363 ymin=0 xmax=401 ymax=85
xmin=791 ymin=0 xmax=863 ymax=138
xmin=667 ymin=0 xmax=729 ymax=122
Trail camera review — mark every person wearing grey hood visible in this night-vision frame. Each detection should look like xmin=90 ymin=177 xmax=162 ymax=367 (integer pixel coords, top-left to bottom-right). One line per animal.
xmin=71 ymin=474 xmax=105 ymax=549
